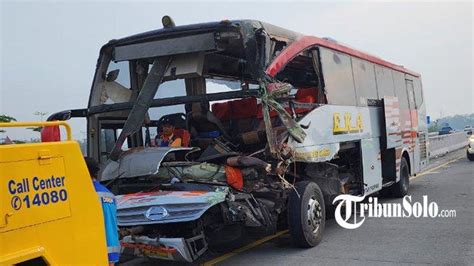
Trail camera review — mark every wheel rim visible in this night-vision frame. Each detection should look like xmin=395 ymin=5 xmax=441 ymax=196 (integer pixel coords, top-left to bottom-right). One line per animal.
xmin=307 ymin=197 xmax=322 ymax=234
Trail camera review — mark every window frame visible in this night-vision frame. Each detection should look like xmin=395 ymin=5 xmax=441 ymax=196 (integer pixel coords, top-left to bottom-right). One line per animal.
xmin=319 ymin=47 xmax=358 ymax=106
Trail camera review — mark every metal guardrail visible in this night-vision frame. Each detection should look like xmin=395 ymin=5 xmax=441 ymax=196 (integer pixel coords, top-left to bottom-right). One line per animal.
xmin=428 ymin=132 xmax=468 ymax=158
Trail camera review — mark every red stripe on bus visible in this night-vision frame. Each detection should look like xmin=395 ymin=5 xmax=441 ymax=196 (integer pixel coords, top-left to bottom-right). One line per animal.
xmin=266 ymin=35 xmax=420 ymax=78
xmin=388 ymin=132 xmax=402 ymax=136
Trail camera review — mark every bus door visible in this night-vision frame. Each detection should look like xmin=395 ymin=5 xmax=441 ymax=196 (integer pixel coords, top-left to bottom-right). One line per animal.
xmin=405 ymin=79 xmax=418 ymax=173
xmin=412 ymin=79 xmax=429 ymax=172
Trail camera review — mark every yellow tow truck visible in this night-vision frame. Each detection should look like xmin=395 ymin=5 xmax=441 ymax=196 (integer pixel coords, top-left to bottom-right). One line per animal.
xmin=0 ymin=121 xmax=109 ymax=265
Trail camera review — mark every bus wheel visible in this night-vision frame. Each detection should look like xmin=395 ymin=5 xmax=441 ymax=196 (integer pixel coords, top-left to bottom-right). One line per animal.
xmin=391 ymin=157 xmax=410 ymax=198
xmin=288 ymin=181 xmax=325 ymax=248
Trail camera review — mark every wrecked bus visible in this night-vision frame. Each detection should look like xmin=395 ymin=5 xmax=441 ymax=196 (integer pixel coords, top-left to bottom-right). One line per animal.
xmin=46 ymin=17 xmax=428 ymax=262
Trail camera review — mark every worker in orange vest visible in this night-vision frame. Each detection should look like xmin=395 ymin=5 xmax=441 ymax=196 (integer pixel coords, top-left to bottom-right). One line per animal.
xmin=155 ymin=118 xmax=182 ymax=147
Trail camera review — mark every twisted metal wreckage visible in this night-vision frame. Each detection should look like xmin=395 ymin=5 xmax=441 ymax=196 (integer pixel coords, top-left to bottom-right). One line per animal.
xmin=96 ymin=22 xmax=312 ymax=261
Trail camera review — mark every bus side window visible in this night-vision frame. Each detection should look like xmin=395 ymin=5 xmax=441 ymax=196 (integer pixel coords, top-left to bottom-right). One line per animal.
xmin=405 ymin=79 xmax=416 ymax=109
xmin=274 ymin=47 xmax=323 ymax=101
xmin=375 ymin=65 xmax=395 ymax=99
xmin=352 ymin=57 xmax=378 ymax=106
xmin=393 ymin=70 xmax=409 ymax=109
xmin=319 ymin=47 xmax=357 ymax=106
xmin=413 ymin=78 xmax=424 ymax=109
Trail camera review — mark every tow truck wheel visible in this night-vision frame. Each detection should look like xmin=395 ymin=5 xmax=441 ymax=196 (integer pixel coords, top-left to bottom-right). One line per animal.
xmin=288 ymin=181 xmax=325 ymax=248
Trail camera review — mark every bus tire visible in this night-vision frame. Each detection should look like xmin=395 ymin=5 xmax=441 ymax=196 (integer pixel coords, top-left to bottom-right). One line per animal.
xmin=391 ymin=157 xmax=410 ymax=198
xmin=288 ymin=181 xmax=325 ymax=248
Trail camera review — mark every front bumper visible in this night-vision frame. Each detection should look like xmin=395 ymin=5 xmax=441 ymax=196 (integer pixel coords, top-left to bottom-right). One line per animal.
xmin=121 ymin=232 xmax=207 ymax=262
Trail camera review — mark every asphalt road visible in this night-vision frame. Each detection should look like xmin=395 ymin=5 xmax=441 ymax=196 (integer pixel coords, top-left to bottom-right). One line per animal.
xmin=217 ymin=149 xmax=473 ymax=266
xmin=121 ymin=149 xmax=474 ymax=266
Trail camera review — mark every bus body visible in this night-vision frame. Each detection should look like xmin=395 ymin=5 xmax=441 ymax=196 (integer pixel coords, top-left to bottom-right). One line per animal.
xmin=50 ymin=18 xmax=427 ymax=262
xmin=267 ymin=35 xmax=428 ymax=197
xmin=0 ymin=122 xmax=108 ymax=265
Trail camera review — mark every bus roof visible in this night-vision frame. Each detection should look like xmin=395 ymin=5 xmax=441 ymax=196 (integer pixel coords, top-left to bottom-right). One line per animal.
xmin=267 ymin=35 xmax=420 ymax=78
xmin=104 ymin=19 xmax=419 ymax=78
xmin=105 ymin=20 xmax=301 ymax=49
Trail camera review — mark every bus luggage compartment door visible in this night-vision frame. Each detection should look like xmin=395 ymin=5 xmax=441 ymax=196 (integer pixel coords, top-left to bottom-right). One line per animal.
xmin=381 ymin=96 xmax=402 ymax=150
xmin=361 ymin=138 xmax=382 ymax=195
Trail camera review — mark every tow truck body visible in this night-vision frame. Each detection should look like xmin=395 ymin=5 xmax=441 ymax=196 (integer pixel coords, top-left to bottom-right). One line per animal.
xmin=0 ymin=122 xmax=109 ymax=265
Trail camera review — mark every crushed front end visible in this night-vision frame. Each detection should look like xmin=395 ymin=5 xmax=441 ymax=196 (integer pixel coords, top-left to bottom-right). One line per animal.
xmin=117 ymin=189 xmax=223 ymax=262
xmin=104 ymin=148 xmax=291 ymax=262
xmin=86 ymin=17 xmax=312 ymax=263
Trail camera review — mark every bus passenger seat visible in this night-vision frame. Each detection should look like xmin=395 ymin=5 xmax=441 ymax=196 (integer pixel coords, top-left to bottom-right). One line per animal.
xmin=173 ymin=128 xmax=190 ymax=147
xmin=188 ymin=102 xmax=228 ymax=150
xmin=212 ymin=98 xmax=261 ymax=145
xmin=295 ymin=87 xmax=317 ymax=103
xmin=294 ymin=87 xmax=318 ymax=114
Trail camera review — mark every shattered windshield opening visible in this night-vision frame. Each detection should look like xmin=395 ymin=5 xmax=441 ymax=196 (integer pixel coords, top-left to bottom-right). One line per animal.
xmin=96 ymin=55 xmax=318 ymax=171
xmin=96 ymin=76 xmax=263 ymax=152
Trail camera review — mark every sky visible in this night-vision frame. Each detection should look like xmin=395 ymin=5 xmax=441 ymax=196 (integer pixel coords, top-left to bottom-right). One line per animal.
xmin=1 ymin=0 xmax=473 ymax=140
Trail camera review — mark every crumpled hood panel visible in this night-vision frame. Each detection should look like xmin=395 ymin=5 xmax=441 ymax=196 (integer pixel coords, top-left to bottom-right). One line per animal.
xmin=101 ymin=147 xmax=193 ymax=181
xmin=116 ymin=189 xmax=228 ymax=226
xmin=117 ymin=190 xmax=227 ymax=208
